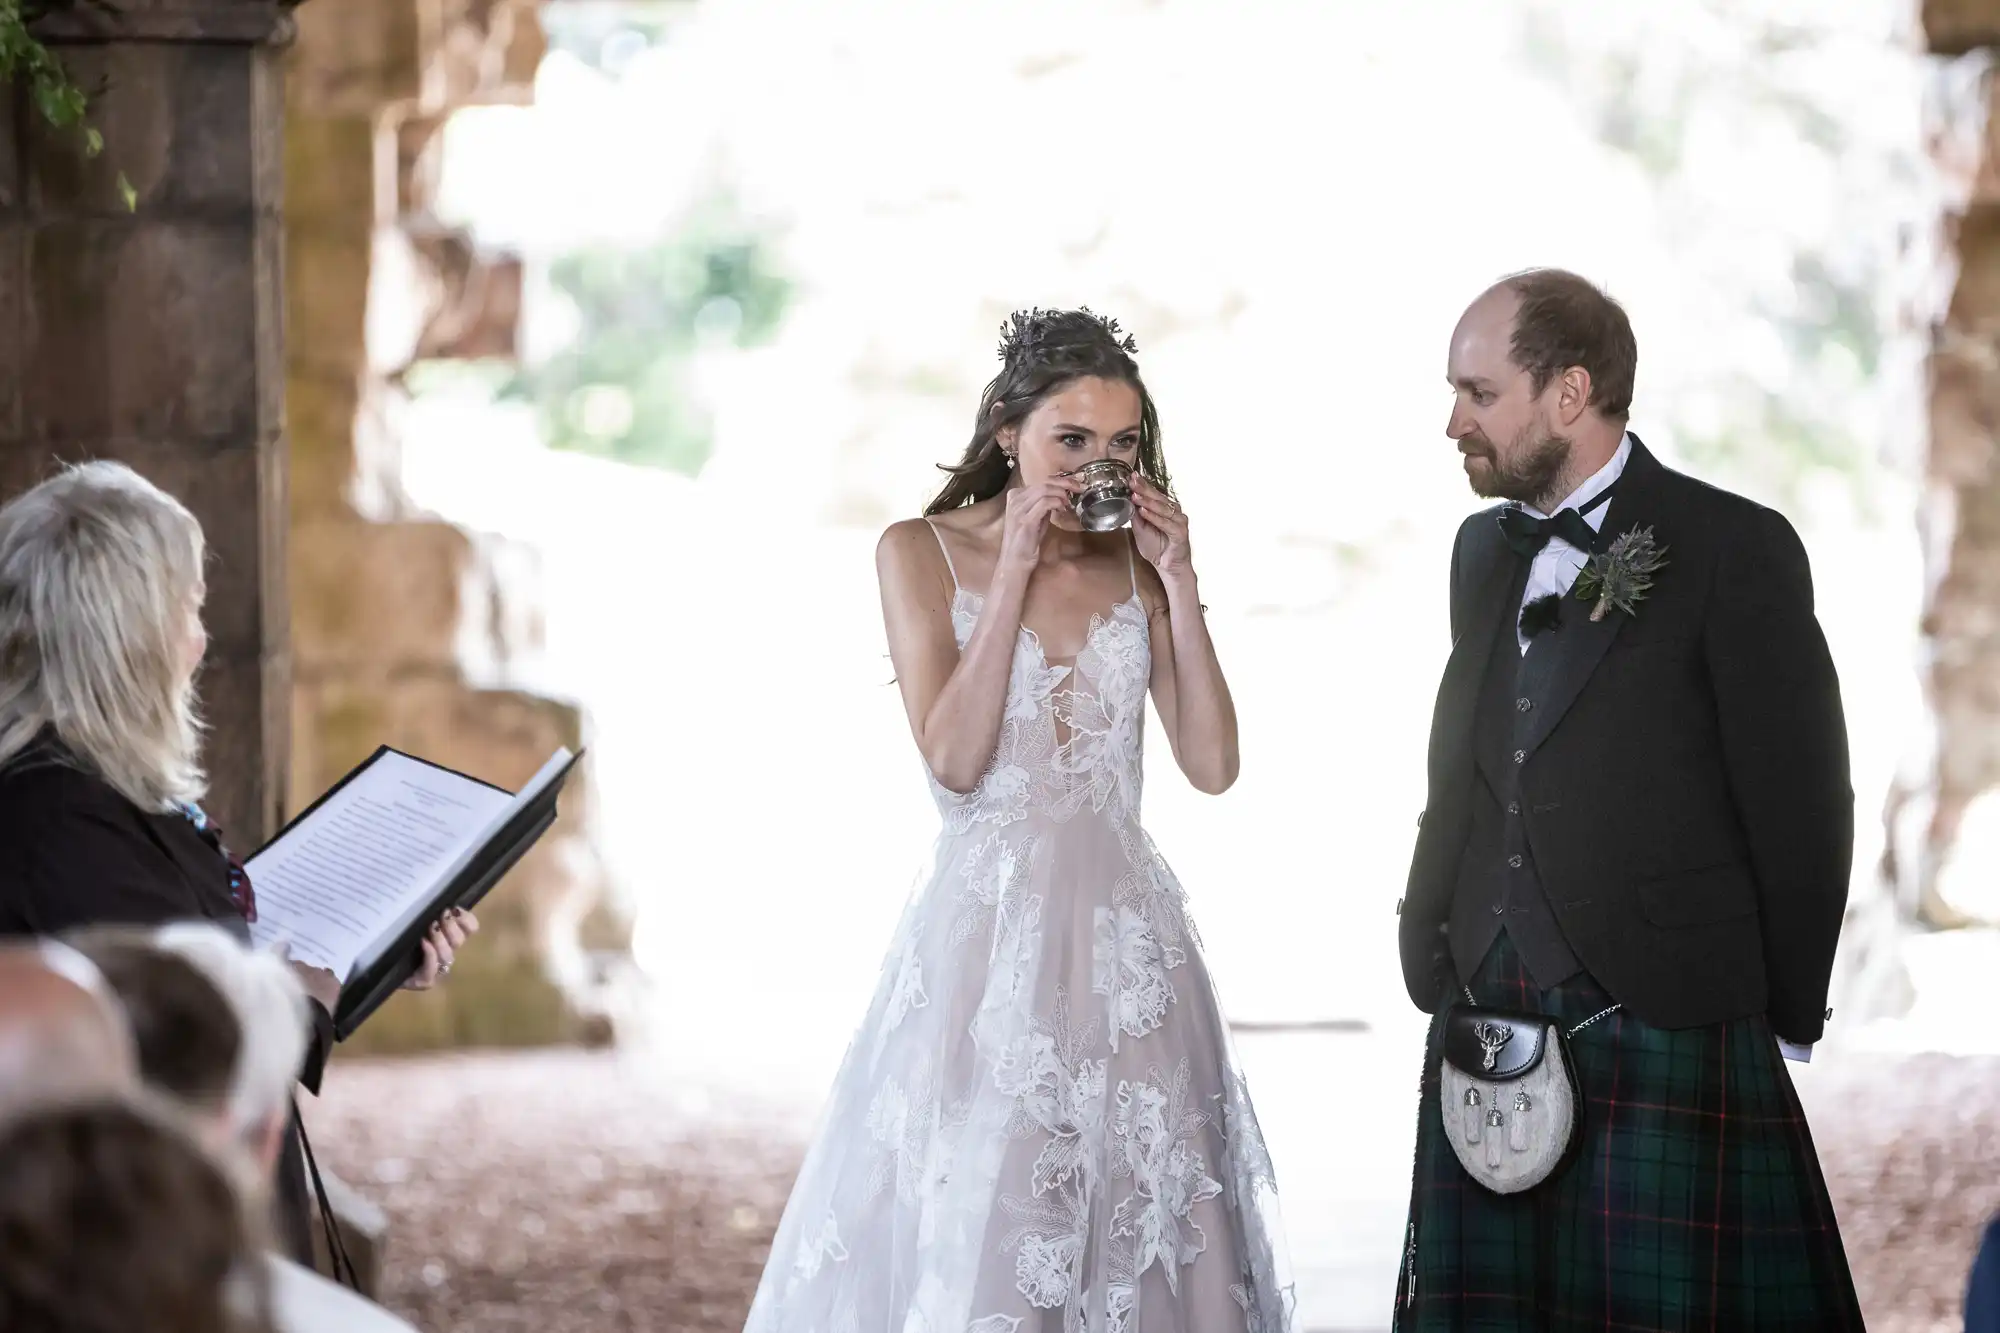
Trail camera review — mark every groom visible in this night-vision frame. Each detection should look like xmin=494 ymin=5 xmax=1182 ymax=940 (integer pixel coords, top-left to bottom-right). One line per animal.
xmin=1394 ymin=269 xmax=1863 ymax=1329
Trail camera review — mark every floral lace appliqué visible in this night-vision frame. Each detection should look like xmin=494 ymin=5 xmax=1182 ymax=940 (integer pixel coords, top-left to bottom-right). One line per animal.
xmin=937 ymin=590 xmax=1148 ymax=832
xmin=1111 ymin=1058 xmax=1223 ymax=1295
xmin=1093 ymin=906 xmax=1176 ymax=1048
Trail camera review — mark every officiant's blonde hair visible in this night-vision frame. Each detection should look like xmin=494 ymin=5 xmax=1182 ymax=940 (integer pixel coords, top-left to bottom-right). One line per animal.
xmin=0 ymin=461 xmax=207 ymax=811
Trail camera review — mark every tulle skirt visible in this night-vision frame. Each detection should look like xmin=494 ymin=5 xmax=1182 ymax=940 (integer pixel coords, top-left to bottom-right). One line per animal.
xmin=744 ymin=811 xmax=1294 ymax=1333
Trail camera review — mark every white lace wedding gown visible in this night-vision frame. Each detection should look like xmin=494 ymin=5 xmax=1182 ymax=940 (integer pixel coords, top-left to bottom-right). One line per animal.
xmin=744 ymin=527 xmax=1293 ymax=1333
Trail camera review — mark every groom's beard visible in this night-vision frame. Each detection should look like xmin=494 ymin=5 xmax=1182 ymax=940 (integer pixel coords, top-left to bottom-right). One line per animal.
xmin=1463 ymin=426 xmax=1572 ymax=508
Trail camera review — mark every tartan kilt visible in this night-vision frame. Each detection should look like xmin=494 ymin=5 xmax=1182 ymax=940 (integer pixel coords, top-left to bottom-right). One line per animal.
xmin=1392 ymin=933 xmax=1862 ymax=1332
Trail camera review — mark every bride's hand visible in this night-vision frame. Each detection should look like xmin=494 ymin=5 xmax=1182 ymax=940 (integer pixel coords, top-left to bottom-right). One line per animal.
xmin=1131 ymin=476 xmax=1192 ymax=579
xmin=996 ymin=476 xmax=1079 ymax=576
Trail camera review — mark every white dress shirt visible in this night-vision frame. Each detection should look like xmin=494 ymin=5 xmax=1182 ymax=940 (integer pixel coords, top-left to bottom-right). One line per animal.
xmin=1512 ymin=433 xmax=1632 ymax=653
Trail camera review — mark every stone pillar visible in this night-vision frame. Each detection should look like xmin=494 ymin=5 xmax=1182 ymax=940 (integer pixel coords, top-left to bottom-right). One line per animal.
xmin=0 ymin=0 xmax=297 ymax=845
xmin=1883 ymin=3 xmax=2000 ymax=932
xmin=285 ymin=0 xmax=622 ymax=1054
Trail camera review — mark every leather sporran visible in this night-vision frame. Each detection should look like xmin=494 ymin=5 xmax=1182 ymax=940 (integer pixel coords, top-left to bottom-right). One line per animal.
xmin=1436 ymin=1000 xmax=1614 ymax=1195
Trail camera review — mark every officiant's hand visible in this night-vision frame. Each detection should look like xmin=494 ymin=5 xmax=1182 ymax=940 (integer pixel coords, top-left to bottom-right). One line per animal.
xmin=404 ymin=907 xmax=480 ymax=991
xmin=1130 ymin=476 xmax=1192 ymax=579
xmin=289 ymin=962 xmax=341 ymax=1014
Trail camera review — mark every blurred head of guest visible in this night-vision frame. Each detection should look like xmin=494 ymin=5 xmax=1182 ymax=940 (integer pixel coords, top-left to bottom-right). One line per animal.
xmin=0 ymin=1098 xmax=275 ymax=1333
xmin=0 ymin=459 xmax=208 ymax=813
xmin=70 ymin=923 xmax=306 ymax=1174
xmin=0 ymin=941 xmax=136 ymax=1120
xmin=62 ymin=925 xmax=415 ymax=1333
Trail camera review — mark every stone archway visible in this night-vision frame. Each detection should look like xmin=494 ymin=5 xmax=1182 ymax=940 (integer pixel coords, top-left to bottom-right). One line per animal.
xmin=1892 ymin=4 xmax=2000 ymax=934
xmin=1825 ymin=1 xmax=2000 ymax=1038
xmin=285 ymin=0 xmax=625 ymax=1053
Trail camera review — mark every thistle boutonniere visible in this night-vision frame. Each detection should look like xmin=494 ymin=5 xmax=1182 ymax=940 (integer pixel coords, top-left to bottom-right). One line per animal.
xmin=1574 ymin=526 xmax=1668 ymax=622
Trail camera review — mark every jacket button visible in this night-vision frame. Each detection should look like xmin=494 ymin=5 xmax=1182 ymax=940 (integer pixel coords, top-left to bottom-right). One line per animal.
xmin=1395 ymin=898 xmax=1404 ymax=915
xmin=1506 ymin=802 xmax=1520 ymax=816
xmin=1417 ymin=811 xmax=1426 ymax=827
xmin=1491 ymin=905 xmax=1505 ymax=916
xmin=1824 ymin=1007 xmax=1833 ymax=1021
xmin=1513 ymin=749 xmax=1526 ymax=764
xmin=1507 ymin=854 xmax=1523 ymax=869
xmin=1516 ymin=697 xmax=1533 ymax=712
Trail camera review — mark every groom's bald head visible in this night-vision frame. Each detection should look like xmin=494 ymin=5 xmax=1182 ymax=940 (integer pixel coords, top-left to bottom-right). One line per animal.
xmin=1468 ymin=269 xmax=1636 ymax=419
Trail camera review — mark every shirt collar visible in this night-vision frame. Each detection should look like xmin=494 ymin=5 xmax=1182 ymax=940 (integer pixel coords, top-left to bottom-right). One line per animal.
xmin=1523 ymin=432 xmax=1633 ymax=528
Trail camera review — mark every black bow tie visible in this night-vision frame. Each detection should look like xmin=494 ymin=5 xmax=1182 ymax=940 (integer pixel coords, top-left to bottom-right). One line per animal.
xmin=1495 ymin=485 xmax=1616 ymax=560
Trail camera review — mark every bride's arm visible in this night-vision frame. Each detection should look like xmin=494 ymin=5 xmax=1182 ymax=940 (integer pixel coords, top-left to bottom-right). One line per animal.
xmin=877 ymin=497 xmax=1059 ymax=794
xmin=1139 ymin=564 xmax=1239 ymax=795
xmin=1131 ymin=477 xmax=1238 ymax=795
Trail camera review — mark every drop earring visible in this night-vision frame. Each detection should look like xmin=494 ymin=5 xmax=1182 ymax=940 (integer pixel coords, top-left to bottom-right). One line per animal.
xmin=1005 ymin=453 xmax=1016 ymax=469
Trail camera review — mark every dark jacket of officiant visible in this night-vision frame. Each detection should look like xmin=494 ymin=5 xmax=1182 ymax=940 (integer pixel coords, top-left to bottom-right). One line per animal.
xmin=0 ymin=734 xmax=330 ymax=1264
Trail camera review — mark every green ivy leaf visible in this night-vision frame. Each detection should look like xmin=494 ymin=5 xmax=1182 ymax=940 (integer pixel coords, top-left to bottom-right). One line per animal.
xmin=31 ymin=78 xmax=68 ymax=126
xmin=2 ymin=5 xmax=123 ymax=188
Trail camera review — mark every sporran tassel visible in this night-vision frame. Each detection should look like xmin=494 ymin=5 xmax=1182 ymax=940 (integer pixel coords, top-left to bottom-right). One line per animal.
xmin=1508 ymin=1091 xmax=1531 ymax=1152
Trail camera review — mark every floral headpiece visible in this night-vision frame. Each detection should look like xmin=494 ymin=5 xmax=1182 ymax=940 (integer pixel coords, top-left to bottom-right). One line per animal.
xmin=996 ymin=306 xmax=1139 ymax=364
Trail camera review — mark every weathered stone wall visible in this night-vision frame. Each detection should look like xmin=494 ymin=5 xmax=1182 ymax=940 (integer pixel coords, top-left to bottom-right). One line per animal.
xmin=285 ymin=0 xmax=623 ymax=1053
xmin=0 ymin=1 xmax=296 ymax=847
xmin=1883 ymin=1 xmax=2000 ymax=933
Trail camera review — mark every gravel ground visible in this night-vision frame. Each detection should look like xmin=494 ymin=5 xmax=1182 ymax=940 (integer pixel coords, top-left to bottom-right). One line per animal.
xmin=1805 ymin=1053 xmax=2000 ymax=1333
xmin=302 ymin=1048 xmax=2000 ymax=1333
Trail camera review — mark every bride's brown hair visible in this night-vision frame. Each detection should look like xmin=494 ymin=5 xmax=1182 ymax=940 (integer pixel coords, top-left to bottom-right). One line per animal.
xmin=924 ymin=307 xmax=1174 ymax=516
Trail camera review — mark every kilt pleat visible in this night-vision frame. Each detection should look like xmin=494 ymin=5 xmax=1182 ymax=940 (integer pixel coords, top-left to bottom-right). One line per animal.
xmin=1392 ymin=934 xmax=1863 ymax=1332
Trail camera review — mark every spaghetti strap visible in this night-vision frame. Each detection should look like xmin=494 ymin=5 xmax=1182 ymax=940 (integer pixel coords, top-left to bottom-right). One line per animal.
xmin=1126 ymin=537 xmax=1139 ymax=600
xmin=922 ymin=518 xmax=961 ymax=591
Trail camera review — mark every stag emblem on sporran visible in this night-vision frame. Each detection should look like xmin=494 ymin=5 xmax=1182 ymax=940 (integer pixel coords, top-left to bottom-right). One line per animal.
xmin=1473 ymin=1019 xmax=1513 ymax=1072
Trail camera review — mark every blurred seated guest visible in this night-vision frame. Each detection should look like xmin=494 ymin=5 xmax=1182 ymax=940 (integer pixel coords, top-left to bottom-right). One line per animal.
xmin=70 ymin=924 xmax=416 ymax=1333
xmin=0 ymin=940 xmax=135 ymax=1118
xmin=0 ymin=1096 xmax=278 ymax=1333
xmin=0 ymin=460 xmax=480 ymax=1262
xmin=65 ymin=927 xmax=239 ymax=1120
xmin=1969 ymin=1211 xmax=2000 ymax=1333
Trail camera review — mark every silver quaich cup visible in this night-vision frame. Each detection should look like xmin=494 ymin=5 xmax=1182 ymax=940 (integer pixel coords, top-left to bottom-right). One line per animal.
xmin=1068 ymin=458 xmax=1134 ymax=532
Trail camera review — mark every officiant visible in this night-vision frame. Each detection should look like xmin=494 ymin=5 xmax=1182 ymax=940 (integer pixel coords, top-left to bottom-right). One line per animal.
xmin=0 ymin=460 xmax=480 ymax=1265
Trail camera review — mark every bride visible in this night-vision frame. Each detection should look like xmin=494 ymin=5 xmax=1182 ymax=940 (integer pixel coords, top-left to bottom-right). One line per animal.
xmin=745 ymin=308 xmax=1292 ymax=1333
